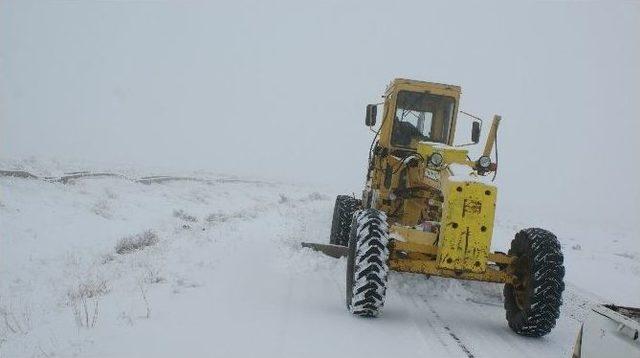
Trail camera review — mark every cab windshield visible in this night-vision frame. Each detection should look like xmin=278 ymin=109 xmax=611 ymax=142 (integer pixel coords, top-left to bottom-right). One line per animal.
xmin=391 ymin=91 xmax=455 ymax=147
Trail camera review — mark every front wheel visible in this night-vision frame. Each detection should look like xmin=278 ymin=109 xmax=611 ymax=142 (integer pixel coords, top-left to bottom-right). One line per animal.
xmin=504 ymin=228 xmax=565 ymax=337
xmin=329 ymin=195 xmax=361 ymax=246
xmin=346 ymin=209 xmax=390 ymax=317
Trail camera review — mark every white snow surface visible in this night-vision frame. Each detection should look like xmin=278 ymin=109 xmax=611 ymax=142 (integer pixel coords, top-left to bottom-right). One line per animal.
xmin=1 ymin=160 xmax=638 ymax=357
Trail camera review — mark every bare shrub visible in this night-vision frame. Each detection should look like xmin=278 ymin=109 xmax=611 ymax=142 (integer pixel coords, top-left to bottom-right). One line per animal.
xmin=100 ymin=253 xmax=115 ymax=264
xmin=205 ymin=210 xmax=257 ymax=224
xmin=115 ymin=230 xmax=158 ymax=255
xmin=173 ymin=209 xmax=197 ymax=222
xmin=104 ymin=187 xmax=118 ymax=199
xmin=67 ymin=279 xmax=109 ymax=328
xmin=92 ymin=200 xmax=112 ymax=219
xmin=614 ymin=252 xmax=636 ymax=260
xmin=0 ymin=297 xmax=31 ymax=336
xmin=305 ymin=192 xmax=329 ymax=201
xmin=138 ymin=283 xmax=151 ymax=319
xmin=132 ymin=266 xmax=164 ymax=320
xmin=118 ymin=311 xmax=134 ymax=326
xmin=143 ymin=267 xmax=165 ymax=284
xmin=172 ymin=277 xmax=200 ymax=294
xmin=205 ymin=212 xmax=226 ymax=223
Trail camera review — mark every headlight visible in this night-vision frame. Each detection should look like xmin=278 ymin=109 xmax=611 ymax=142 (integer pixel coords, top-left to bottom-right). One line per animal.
xmin=429 ymin=152 xmax=444 ymax=167
xmin=477 ymin=155 xmax=491 ymax=169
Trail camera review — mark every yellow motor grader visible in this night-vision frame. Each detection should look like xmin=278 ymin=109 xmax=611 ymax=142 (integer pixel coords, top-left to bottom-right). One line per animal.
xmin=303 ymin=78 xmax=565 ymax=337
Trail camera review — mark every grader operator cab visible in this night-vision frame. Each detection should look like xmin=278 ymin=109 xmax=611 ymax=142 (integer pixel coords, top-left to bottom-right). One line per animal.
xmin=303 ymin=78 xmax=565 ymax=337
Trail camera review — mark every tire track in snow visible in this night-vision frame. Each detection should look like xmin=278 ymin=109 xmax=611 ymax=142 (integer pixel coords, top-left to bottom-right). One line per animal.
xmin=389 ymin=290 xmax=469 ymax=357
xmin=443 ymin=326 xmax=475 ymax=358
xmin=424 ymin=302 xmax=476 ymax=358
xmin=390 ymin=277 xmax=533 ymax=357
xmin=423 ymin=293 xmax=546 ymax=357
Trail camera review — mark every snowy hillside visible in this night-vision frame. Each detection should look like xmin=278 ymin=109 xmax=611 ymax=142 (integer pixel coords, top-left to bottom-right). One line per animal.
xmin=0 ymin=160 xmax=638 ymax=357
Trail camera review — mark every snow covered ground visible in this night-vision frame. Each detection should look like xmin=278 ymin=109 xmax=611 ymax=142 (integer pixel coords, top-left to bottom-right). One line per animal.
xmin=1 ymin=160 xmax=638 ymax=357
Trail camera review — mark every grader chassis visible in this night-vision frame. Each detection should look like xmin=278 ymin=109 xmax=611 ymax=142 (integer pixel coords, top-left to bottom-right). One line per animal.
xmin=304 ymin=78 xmax=565 ymax=337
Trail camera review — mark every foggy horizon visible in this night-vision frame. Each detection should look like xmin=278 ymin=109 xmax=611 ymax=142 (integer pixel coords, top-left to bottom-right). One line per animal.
xmin=2 ymin=1 xmax=638 ymax=227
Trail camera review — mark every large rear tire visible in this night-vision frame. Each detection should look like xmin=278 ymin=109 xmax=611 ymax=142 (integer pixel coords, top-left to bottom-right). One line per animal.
xmin=329 ymin=195 xmax=361 ymax=246
xmin=504 ymin=228 xmax=565 ymax=337
xmin=346 ymin=209 xmax=390 ymax=317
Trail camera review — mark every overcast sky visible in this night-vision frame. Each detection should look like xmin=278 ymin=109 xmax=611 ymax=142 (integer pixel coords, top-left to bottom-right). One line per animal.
xmin=1 ymin=1 xmax=638 ymax=227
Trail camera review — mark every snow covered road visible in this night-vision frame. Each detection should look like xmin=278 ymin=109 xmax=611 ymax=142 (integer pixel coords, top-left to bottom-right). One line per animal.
xmin=1 ymin=164 xmax=637 ymax=357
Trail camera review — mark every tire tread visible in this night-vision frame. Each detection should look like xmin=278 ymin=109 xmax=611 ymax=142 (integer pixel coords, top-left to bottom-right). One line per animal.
xmin=346 ymin=209 xmax=390 ymax=317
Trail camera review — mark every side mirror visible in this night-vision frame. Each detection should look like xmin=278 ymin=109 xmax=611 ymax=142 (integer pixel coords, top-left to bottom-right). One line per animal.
xmin=471 ymin=121 xmax=481 ymax=143
xmin=365 ymin=104 xmax=377 ymax=126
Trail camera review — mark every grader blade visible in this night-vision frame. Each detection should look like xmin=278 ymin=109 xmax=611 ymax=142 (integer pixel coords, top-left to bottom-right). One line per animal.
xmin=301 ymin=242 xmax=347 ymax=258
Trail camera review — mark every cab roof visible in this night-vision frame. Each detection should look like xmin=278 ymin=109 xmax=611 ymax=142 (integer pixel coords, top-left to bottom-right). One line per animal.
xmin=386 ymin=78 xmax=461 ymax=98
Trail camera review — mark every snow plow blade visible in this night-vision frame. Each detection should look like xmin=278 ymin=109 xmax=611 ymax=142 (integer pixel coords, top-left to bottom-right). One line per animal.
xmin=301 ymin=242 xmax=347 ymax=258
